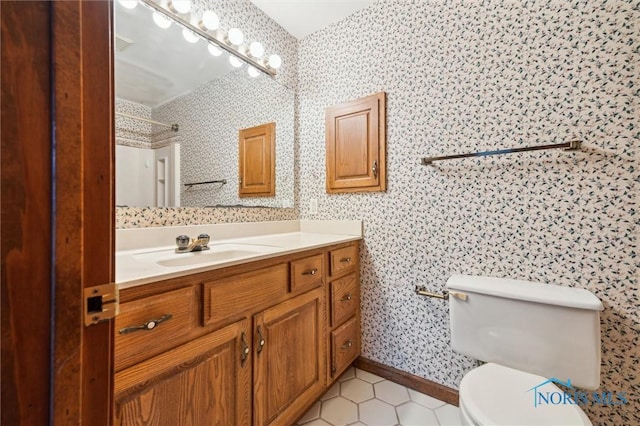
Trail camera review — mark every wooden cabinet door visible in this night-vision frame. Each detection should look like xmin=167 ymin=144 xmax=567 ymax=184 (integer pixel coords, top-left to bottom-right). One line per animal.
xmin=239 ymin=122 xmax=275 ymax=197
xmin=253 ymin=288 xmax=326 ymax=426
xmin=325 ymin=92 xmax=386 ymax=193
xmin=115 ymin=319 xmax=251 ymax=426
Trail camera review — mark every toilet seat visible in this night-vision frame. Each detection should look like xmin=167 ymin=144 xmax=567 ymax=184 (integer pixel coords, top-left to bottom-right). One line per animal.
xmin=459 ymin=363 xmax=591 ymax=426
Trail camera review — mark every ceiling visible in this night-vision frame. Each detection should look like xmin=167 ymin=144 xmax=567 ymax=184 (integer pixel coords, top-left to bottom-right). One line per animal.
xmin=250 ymin=0 xmax=375 ymax=39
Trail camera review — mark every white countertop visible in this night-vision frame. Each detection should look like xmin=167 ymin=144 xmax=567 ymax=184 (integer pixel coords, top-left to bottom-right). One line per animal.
xmin=116 ymin=220 xmax=362 ymax=289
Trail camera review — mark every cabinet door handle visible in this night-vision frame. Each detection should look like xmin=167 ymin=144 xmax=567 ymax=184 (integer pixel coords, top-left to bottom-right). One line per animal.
xmin=256 ymin=326 xmax=265 ymax=355
xmin=340 ymin=257 xmax=351 ymax=263
xmin=240 ymin=332 xmax=250 ymax=367
xmin=340 ymin=293 xmax=352 ymax=302
xmin=372 ymin=160 xmax=378 ymax=178
xmin=119 ymin=313 xmax=173 ymax=334
xmin=341 ymin=339 xmax=353 ymax=350
xmin=302 ymin=268 xmax=318 ymax=276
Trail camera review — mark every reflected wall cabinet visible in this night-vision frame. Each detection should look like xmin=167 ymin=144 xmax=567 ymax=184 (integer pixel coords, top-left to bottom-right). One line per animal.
xmin=239 ymin=122 xmax=275 ymax=197
xmin=325 ymin=92 xmax=386 ymax=193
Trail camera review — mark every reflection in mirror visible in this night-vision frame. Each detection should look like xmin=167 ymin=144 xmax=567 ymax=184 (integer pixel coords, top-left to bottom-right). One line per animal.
xmin=114 ymin=1 xmax=294 ymax=208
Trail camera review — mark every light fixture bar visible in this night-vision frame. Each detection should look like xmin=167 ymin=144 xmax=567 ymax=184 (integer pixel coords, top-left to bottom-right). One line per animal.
xmin=139 ymin=0 xmax=276 ymax=77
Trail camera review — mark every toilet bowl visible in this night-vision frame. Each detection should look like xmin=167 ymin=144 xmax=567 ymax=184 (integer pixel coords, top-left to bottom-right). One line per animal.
xmin=446 ymin=275 xmax=603 ymax=426
xmin=458 ymin=363 xmax=591 ymax=426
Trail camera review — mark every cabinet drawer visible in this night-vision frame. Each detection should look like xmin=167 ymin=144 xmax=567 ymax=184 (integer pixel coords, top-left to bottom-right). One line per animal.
xmin=115 ymin=286 xmax=198 ymax=372
xmin=203 ymin=264 xmax=288 ymax=328
xmin=330 ymin=273 xmax=358 ymax=327
xmin=329 ymin=245 xmax=357 ymax=277
xmin=331 ymin=316 xmax=359 ymax=378
xmin=290 ymin=254 xmax=324 ymax=294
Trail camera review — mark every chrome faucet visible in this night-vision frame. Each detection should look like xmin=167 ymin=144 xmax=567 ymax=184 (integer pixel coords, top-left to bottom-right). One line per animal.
xmin=175 ymin=233 xmax=210 ymax=253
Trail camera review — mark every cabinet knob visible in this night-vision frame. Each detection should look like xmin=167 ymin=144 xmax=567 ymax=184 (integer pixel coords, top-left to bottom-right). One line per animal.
xmin=340 ymin=257 xmax=351 ymax=263
xmin=302 ymin=268 xmax=318 ymax=276
xmin=372 ymin=160 xmax=378 ymax=179
xmin=240 ymin=332 xmax=249 ymax=367
xmin=119 ymin=313 xmax=173 ymax=335
xmin=340 ymin=293 xmax=352 ymax=302
xmin=341 ymin=340 xmax=353 ymax=350
xmin=257 ymin=326 xmax=266 ymax=355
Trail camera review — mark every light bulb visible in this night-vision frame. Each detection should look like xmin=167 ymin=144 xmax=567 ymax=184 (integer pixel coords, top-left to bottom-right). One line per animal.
xmin=169 ymin=0 xmax=190 ymax=14
xmin=152 ymin=12 xmax=172 ymax=29
xmin=268 ymin=54 xmax=282 ymax=69
xmin=200 ymin=10 xmax=219 ymax=31
xmin=249 ymin=41 xmax=264 ymax=58
xmin=182 ymin=28 xmax=199 ymax=43
xmin=229 ymin=56 xmax=243 ymax=68
xmin=227 ymin=28 xmax=244 ymax=46
xmin=207 ymin=43 xmax=222 ymax=56
xmin=248 ymin=66 xmax=259 ymax=78
xmin=118 ymin=0 xmax=137 ymax=9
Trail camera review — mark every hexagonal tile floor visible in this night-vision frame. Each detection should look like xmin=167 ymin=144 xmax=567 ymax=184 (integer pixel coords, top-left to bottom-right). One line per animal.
xmin=296 ymin=368 xmax=462 ymax=426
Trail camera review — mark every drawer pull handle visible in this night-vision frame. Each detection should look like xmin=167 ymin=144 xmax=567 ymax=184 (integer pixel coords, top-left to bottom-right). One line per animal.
xmin=257 ymin=326 xmax=265 ymax=355
xmin=340 ymin=257 xmax=351 ymax=263
xmin=302 ymin=268 xmax=318 ymax=276
xmin=340 ymin=293 xmax=352 ymax=302
xmin=341 ymin=340 xmax=353 ymax=350
xmin=240 ymin=332 xmax=249 ymax=367
xmin=119 ymin=313 xmax=173 ymax=334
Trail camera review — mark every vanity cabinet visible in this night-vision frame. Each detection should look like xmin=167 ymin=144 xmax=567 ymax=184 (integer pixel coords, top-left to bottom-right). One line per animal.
xmin=327 ymin=244 xmax=360 ymax=380
xmin=114 ymin=242 xmax=359 ymax=426
xmin=254 ymin=287 xmax=325 ymax=425
xmin=115 ymin=319 xmax=251 ymax=425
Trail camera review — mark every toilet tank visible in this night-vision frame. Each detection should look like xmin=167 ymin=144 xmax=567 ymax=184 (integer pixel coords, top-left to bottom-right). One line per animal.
xmin=446 ymin=275 xmax=603 ymax=389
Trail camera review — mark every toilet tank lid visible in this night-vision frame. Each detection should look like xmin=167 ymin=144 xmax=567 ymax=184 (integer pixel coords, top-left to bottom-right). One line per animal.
xmin=446 ymin=275 xmax=603 ymax=311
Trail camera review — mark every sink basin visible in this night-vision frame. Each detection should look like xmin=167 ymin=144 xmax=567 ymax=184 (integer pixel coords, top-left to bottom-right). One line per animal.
xmin=132 ymin=243 xmax=280 ymax=267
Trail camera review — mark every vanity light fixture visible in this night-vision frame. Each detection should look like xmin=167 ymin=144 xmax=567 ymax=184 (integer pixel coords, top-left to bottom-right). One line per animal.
xmin=200 ymin=10 xmax=219 ymax=31
xmin=152 ymin=11 xmax=172 ymax=29
xmin=247 ymin=66 xmax=260 ymax=78
xmin=168 ymin=0 xmax=190 ymax=14
xmin=249 ymin=41 xmax=264 ymax=58
xmin=118 ymin=0 xmax=138 ymax=9
xmin=139 ymin=0 xmax=280 ymax=76
xmin=229 ymin=56 xmax=243 ymax=68
xmin=227 ymin=28 xmax=244 ymax=46
xmin=207 ymin=43 xmax=222 ymax=56
xmin=268 ymin=54 xmax=282 ymax=69
xmin=182 ymin=28 xmax=199 ymax=43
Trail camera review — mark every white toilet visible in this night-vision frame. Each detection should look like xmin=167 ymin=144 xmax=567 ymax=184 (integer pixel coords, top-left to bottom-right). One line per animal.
xmin=446 ymin=275 xmax=604 ymax=426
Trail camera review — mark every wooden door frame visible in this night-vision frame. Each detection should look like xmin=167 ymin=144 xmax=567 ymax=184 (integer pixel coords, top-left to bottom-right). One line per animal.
xmin=52 ymin=1 xmax=115 ymax=424
xmin=1 ymin=1 xmax=115 ymax=424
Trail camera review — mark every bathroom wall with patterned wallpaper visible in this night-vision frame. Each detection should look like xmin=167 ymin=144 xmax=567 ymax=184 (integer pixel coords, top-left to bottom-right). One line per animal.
xmin=297 ymin=1 xmax=638 ymax=424
xmin=116 ymin=0 xmax=299 ymax=227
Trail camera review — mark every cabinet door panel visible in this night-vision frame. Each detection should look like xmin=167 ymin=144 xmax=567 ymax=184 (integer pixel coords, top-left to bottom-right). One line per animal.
xmin=325 ymin=92 xmax=385 ymax=193
xmin=254 ymin=288 xmax=326 ymax=426
xmin=239 ymin=122 xmax=275 ymax=197
xmin=115 ymin=320 xmax=251 ymax=426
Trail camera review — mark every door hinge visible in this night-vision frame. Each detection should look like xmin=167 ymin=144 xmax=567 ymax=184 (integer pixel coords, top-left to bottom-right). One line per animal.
xmin=84 ymin=283 xmax=119 ymax=326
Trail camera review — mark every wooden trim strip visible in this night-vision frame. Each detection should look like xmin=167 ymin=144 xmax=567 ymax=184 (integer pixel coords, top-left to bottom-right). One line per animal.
xmin=354 ymin=357 xmax=459 ymax=406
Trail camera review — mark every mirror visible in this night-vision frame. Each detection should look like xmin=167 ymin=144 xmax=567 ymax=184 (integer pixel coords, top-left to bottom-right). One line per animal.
xmin=113 ymin=2 xmax=294 ymax=208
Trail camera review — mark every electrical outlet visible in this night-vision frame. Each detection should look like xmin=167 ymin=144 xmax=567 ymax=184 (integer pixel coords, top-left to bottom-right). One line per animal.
xmin=309 ymin=199 xmax=318 ymax=215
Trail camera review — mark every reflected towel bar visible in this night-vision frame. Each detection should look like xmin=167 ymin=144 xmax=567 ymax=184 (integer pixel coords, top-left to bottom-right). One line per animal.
xmin=184 ymin=179 xmax=227 ymax=188
xmin=115 ymin=111 xmax=179 ymax=132
xmin=421 ymin=139 xmax=581 ymax=166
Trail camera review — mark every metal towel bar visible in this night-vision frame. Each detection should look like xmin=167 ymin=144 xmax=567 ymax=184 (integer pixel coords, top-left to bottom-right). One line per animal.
xmin=421 ymin=139 xmax=581 ymax=166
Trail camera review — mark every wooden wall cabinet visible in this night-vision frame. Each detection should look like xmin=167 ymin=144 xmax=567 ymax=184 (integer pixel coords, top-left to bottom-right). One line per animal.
xmin=114 ymin=242 xmax=360 ymax=426
xmin=239 ymin=122 xmax=275 ymax=197
xmin=325 ymin=92 xmax=386 ymax=193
